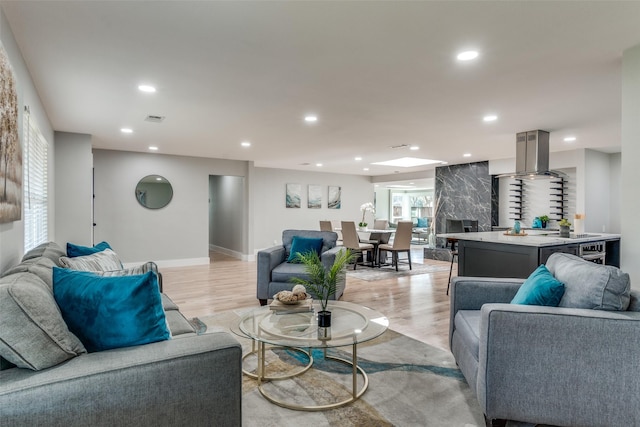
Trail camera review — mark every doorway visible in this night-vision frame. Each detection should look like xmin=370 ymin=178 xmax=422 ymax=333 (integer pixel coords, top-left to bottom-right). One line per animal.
xmin=209 ymin=175 xmax=246 ymax=259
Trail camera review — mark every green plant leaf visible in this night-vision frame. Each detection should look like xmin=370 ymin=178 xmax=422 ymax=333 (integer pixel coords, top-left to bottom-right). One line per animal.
xmin=289 ymin=248 xmax=354 ymax=310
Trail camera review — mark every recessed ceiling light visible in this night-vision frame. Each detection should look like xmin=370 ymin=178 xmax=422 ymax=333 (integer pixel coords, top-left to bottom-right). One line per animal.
xmin=372 ymin=157 xmax=442 ymax=168
xmin=463 ymin=153 xmax=472 ymax=157
xmin=138 ymin=85 xmax=156 ymax=93
xmin=148 ymin=146 xmax=158 ymax=151
xmin=564 ymin=136 xmax=577 ymax=142
xmin=316 ymin=163 xmax=322 ymax=167
xmin=483 ymin=115 xmax=498 ymax=122
xmin=120 ymin=128 xmax=133 ymax=134
xmin=457 ymin=50 xmax=479 ymax=61
xmin=363 ymin=167 xmax=370 ymax=171
xmin=409 ymin=145 xmax=420 ymax=151
xmin=305 ymin=115 xmax=318 ymax=123
xmin=241 ymin=141 xmax=251 ymax=147
xmin=355 ymin=156 xmax=362 ymax=161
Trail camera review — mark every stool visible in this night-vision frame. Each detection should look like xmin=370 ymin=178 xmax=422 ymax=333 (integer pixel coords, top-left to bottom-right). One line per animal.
xmin=446 ymin=238 xmax=458 ymax=295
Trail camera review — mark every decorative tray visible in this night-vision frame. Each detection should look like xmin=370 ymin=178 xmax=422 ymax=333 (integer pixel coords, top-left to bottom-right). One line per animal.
xmin=504 ymin=231 xmax=528 ymax=236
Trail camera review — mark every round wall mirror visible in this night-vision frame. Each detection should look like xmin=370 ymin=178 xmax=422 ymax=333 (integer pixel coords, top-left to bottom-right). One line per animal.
xmin=135 ymin=175 xmax=173 ymax=209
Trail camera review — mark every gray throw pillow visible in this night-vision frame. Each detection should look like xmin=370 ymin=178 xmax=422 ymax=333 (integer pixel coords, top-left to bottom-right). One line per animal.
xmin=0 ymin=272 xmax=86 ymax=370
xmin=546 ymin=252 xmax=630 ymax=311
xmin=59 ymin=248 xmax=123 ymax=272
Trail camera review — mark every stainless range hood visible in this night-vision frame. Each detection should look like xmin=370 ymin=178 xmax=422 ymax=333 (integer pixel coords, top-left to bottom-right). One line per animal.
xmin=499 ymin=130 xmax=565 ymax=178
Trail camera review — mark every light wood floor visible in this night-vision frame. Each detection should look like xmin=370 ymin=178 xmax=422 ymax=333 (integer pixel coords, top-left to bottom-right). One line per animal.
xmin=162 ymin=249 xmax=455 ymax=351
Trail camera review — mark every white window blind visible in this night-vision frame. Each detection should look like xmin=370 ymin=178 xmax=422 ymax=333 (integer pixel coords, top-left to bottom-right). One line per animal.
xmin=23 ymin=108 xmax=48 ymax=251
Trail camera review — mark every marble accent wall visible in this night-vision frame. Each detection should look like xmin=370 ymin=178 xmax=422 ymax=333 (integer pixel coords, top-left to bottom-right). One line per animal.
xmin=435 ymin=161 xmax=492 ymax=246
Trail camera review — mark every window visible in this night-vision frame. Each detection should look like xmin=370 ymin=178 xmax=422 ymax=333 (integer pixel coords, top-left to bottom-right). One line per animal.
xmin=23 ymin=108 xmax=48 ymax=251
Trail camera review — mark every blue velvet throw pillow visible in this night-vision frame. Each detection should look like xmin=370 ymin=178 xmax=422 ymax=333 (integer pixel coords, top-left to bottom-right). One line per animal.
xmin=416 ymin=217 xmax=428 ymax=228
xmin=67 ymin=241 xmax=113 ymax=257
xmin=511 ymin=264 xmax=565 ymax=306
xmin=53 ymin=268 xmax=170 ymax=352
xmin=287 ymin=236 xmax=324 ymax=263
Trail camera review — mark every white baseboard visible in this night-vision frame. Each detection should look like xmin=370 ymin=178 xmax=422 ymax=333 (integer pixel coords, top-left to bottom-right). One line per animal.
xmin=209 ymin=245 xmax=255 ymax=262
xmin=122 ymin=257 xmax=211 ymax=269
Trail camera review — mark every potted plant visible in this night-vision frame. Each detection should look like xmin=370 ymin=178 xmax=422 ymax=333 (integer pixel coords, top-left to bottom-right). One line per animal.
xmin=558 ymin=218 xmax=571 ymax=237
xmin=290 ymin=248 xmax=354 ymax=338
xmin=359 ymin=202 xmax=375 ymax=230
xmin=539 ymin=215 xmax=550 ymax=229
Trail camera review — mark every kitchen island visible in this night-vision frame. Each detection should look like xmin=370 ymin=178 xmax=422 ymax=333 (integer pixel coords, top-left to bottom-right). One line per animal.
xmin=439 ymin=231 xmax=621 ymax=279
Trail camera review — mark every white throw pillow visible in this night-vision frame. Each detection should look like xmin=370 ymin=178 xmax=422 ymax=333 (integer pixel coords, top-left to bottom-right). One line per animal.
xmin=59 ymin=249 xmax=123 ymax=272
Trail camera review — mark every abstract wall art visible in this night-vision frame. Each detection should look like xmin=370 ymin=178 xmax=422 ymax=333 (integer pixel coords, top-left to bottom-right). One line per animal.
xmin=286 ymin=183 xmax=301 ymax=208
xmin=328 ymin=185 xmax=341 ymax=209
xmin=308 ymin=185 xmax=322 ymax=209
xmin=0 ymin=41 xmax=22 ymax=224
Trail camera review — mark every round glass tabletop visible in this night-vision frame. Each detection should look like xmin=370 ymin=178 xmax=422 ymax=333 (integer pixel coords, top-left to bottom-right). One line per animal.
xmin=234 ymin=300 xmax=388 ymax=348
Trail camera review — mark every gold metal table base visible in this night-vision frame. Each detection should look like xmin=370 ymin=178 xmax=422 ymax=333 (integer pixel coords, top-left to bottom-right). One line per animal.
xmin=244 ymin=341 xmax=367 ymax=411
xmin=241 ymin=343 xmax=313 ymax=380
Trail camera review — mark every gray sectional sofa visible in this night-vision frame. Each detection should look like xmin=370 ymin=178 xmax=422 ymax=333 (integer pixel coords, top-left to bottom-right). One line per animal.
xmin=0 ymin=242 xmax=242 ymax=426
xmin=450 ymin=252 xmax=640 ymax=426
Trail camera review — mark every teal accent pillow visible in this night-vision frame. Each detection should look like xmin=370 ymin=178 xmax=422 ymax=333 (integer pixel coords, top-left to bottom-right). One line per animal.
xmin=416 ymin=217 xmax=428 ymax=228
xmin=67 ymin=241 xmax=112 ymax=257
xmin=53 ymin=268 xmax=170 ymax=352
xmin=287 ymin=236 xmax=324 ymax=263
xmin=511 ymin=264 xmax=565 ymax=306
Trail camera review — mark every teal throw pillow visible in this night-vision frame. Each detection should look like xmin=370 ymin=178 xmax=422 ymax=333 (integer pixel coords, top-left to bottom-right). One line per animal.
xmin=416 ymin=217 xmax=428 ymax=228
xmin=67 ymin=241 xmax=113 ymax=257
xmin=511 ymin=264 xmax=565 ymax=306
xmin=287 ymin=236 xmax=324 ymax=263
xmin=53 ymin=268 xmax=170 ymax=352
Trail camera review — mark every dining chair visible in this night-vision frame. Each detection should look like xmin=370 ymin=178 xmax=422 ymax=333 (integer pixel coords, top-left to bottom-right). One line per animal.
xmin=373 ymin=219 xmax=388 ymax=230
xmin=446 ymin=219 xmax=466 ymax=295
xmin=377 ymin=221 xmax=413 ymax=271
xmin=340 ymin=221 xmax=374 ymax=269
xmin=319 ymin=220 xmax=333 ymax=232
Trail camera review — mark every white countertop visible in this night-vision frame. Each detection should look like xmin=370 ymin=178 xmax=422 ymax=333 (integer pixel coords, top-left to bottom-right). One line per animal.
xmin=437 ymin=231 xmax=621 ymax=247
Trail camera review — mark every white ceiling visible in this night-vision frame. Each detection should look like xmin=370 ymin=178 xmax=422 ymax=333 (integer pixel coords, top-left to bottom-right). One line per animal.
xmin=3 ymin=1 xmax=640 ymax=178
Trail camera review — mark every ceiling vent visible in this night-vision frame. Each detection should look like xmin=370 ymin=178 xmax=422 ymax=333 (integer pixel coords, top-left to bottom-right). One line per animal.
xmin=144 ymin=115 xmax=165 ymax=123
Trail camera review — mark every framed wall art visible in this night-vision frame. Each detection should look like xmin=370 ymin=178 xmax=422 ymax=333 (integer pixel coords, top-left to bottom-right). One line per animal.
xmin=328 ymin=186 xmax=341 ymax=209
xmin=286 ymin=183 xmax=301 ymax=208
xmin=308 ymin=185 xmax=322 ymax=209
xmin=0 ymin=42 xmax=22 ymax=224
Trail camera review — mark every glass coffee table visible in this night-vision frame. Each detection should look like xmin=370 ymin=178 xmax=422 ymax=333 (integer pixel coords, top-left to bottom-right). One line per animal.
xmin=233 ymin=300 xmax=389 ymax=411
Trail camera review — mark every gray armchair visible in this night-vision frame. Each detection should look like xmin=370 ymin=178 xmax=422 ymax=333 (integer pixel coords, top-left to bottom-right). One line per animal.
xmin=257 ymin=230 xmax=344 ymax=305
xmin=449 ymin=254 xmax=640 ymax=426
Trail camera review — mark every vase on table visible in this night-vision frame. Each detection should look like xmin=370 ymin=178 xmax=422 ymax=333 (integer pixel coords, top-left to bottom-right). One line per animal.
xmin=317 ymin=310 xmax=331 ymax=340
xmin=559 ymin=225 xmax=570 ymax=238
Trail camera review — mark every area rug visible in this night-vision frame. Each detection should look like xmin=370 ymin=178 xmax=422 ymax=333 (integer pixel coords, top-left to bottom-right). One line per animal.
xmin=346 ymin=262 xmax=450 ymax=282
xmin=198 ymin=310 xmax=485 ymax=426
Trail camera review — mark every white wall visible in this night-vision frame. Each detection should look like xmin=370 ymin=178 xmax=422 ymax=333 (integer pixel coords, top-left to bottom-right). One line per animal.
xmin=374 ymin=187 xmax=390 ymax=220
xmin=0 ymin=7 xmax=54 ymax=274
xmin=251 ymin=167 xmax=373 ymax=251
xmin=622 ymin=44 xmax=640 ymax=287
xmin=92 ymin=149 xmax=248 ymax=266
xmin=584 ymin=149 xmax=613 ymax=233
xmin=609 ymin=153 xmax=622 ymax=233
xmin=54 ymin=131 xmax=93 ymax=246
